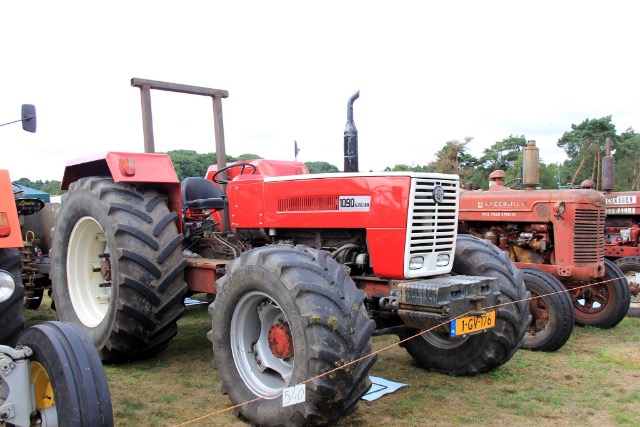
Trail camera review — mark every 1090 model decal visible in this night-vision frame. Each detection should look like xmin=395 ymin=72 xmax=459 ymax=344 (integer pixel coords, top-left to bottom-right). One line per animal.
xmin=338 ymin=196 xmax=371 ymax=211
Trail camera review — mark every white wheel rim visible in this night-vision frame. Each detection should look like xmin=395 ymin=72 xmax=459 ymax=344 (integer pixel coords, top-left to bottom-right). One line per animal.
xmin=66 ymin=216 xmax=112 ymax=327
xmin=230 ymin=291 xmax=294 ymax=398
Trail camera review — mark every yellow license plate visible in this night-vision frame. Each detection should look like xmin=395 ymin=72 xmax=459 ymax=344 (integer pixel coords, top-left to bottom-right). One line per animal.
xmin=450 ymin=311 xmax=496 ymax=336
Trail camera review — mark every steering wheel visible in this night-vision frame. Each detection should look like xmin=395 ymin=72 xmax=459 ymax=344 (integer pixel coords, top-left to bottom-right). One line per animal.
xmin=212 ymin=163 xmax=257 ymax=184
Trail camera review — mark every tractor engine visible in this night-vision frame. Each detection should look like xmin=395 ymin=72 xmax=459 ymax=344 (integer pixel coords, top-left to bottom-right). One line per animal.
xmin=604 ymin=192 xmax=640 ymax=258
xmin=465 ymin=222 xmax=552 ymax=265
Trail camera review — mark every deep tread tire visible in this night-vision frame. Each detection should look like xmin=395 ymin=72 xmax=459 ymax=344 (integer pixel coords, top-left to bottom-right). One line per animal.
xmin=573 ymin=259 xmax=630 ymax=329
xmin=613 ymin=256 xmax=640 ymax=318
xmin=51 ymin=177 xmax=187 ymax=362
xmin=0 ymin=248 xmax=24 ymax=345
xmin=400 ymin=234 xmax=530 ymax=375
xmin=18 ymin=321 xmax=114 ymax=426
xmin=521 ymin=268 xmax=574 ymax=352
xmin=209 ymin=244 xmax=375 ymax=426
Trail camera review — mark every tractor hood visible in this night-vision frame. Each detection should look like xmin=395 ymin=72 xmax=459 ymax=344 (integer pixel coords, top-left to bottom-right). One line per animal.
xmin=459 ymin=186 xmax=605 ymax=222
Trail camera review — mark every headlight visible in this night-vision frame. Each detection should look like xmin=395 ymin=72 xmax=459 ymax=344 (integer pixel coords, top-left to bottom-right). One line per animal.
xmin=409 ymin=256 xmax=424 ymax=270
xmin=436 ymin=254 xmax=450 ymax=267
xmin=553 ymin=201 xmax=566 ymax=215
xmin=0 ymin=270 xmax=16 ymax=303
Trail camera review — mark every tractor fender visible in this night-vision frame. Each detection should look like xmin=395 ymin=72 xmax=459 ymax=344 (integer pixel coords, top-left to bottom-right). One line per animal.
xmin=60 ymin=151 xmax=182 ymax=215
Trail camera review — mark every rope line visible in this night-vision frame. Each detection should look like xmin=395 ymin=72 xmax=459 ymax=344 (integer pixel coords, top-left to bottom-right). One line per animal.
xmin=173 ymin=275 xmax=628 ymax=426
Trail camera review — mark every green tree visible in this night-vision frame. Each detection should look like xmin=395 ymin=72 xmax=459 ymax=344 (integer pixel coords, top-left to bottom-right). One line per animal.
xmin=613 ymin=127 xmax=640 ymax=190
xmin=428 ymin=137 xmax=477 ymax=186
xmin=557 ymin=116 xmax=616 ymax=188
xmin=479 ymin=135 xmax=527 ymax=171
xmin=384 ymin=164 xmax=434 ymax=172
xmin=236 ymin=153 xmax=262 ymax=161
xmin=305 ymin=161 xmax=339 ymax=174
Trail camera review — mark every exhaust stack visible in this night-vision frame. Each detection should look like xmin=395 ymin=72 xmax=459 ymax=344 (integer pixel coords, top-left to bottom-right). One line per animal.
xmin=602 ymin=137 xmax=615 ymax=193
xmin=344 ymin=91 xmax=360 ymax=172
xmin=523 ymin=140 xmax=540 ymax=191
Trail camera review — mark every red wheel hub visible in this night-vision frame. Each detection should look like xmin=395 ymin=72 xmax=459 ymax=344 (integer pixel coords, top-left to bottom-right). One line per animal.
xmin=268 ymin=323 xmax=294 ymax=359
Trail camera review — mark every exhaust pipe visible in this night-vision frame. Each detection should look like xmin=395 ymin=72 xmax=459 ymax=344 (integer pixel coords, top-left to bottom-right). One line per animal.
xmin=523 ymin=140 xmax=540 ymax=191
xmin=602 ymin=137 xmax=615 ymax=193
xmin=344 ymin=91 xmax=360 ymax=172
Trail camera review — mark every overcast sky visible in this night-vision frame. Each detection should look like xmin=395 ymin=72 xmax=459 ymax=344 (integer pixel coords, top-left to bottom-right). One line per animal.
xmin=2 ymin=1 xmax=638 ymax=182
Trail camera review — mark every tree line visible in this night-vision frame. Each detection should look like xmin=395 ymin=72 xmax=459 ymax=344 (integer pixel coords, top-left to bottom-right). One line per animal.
xmin=13 ymin=116 xmax=640 ymax=193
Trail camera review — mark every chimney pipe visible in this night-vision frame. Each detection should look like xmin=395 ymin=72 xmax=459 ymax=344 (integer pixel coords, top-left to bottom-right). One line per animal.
xmin=523 ymin=140 xmax=540 ymax=191
xmin=344 ymin=91 xmax=360 ymax=172
xmin=602 ymin=137 xmax=615 ymax=193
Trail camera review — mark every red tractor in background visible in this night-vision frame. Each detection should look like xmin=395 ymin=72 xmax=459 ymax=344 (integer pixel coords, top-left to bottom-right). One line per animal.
xmin=50 ymin=79 xmax=531 ymax=426
xmin=0 ymin=106 xmax=112 ymax=427
xmin=458 ymin=140 xmax=630 ymax=352
xmin=600 ymin=137 xmax=640 ymax=316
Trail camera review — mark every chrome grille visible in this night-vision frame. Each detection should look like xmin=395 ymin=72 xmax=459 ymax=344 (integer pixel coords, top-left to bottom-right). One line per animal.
xmin=404 ymin=175 xmax=459 ymax=278
xmin=573 ymin=208 xmax=605 ymax=263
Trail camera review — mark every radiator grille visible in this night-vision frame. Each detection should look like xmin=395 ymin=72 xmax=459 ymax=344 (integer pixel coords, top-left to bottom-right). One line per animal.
xmin=573 ymin=208 xmax=605 ymax=263
xmin=407 ymin=177 xmax=459 ymax=256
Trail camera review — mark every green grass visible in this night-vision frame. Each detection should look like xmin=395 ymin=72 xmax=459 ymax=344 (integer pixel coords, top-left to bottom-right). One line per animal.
xmin=25 ymin=299 xmax=640 ymax=427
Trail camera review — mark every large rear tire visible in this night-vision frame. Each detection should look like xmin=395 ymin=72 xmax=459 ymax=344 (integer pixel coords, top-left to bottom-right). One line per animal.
xmin=400 ymin=234 xmax=530 ymax=375
xmin=0 ymin=248 xmax=24 ymax=345
xmin=613 ymin=256 xmax=640 ymax=318
xmin=51 ymin=177 xmax=187 ymax=362
xmin=521 ymin=268 xmax=574 ymax=352
xmin=18 ymin=321 xmax=114 ymax=426
xmin=209 ymin=244 xmax=375 ymax=426
xmin=572 ymin=259 xmax=630 ymax=328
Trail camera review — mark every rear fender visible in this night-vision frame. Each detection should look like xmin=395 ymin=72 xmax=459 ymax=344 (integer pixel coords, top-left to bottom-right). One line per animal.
xmin=61 ymin=151 xmax=182 ymax=221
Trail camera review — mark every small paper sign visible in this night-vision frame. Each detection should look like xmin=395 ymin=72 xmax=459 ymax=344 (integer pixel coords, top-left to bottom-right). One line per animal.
xmin=282 ymin=384 xmax=305 ymax=407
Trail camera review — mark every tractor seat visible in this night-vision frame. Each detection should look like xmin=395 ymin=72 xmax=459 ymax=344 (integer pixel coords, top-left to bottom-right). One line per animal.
xmin=181 ymin=177 xmax=228 ymax=210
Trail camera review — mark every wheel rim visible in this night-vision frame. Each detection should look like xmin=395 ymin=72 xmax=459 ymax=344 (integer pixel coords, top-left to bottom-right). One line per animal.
xmin=231 ymin=291 xmax=294 ymax=398
xmin=66 ymin=216 xmax=112 ymax=327
xmin=623 ymin=270 xmax=640 ymax=311
xmin=573 ymin=283 xmax=609 ymax=318
xmin=421 ymin=330 xmax=468 ymax=349
xmin=31 ymin=361 xmax=55 ymax=409
xmin=526 ymin=292 xmax=551 ymax=341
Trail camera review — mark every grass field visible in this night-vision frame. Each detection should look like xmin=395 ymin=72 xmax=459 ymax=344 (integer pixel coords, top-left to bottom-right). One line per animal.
xmin=26 ymin=298 xmax=640 ymax=427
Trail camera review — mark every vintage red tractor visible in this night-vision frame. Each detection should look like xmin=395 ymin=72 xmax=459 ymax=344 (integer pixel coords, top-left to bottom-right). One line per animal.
xmin=0 ymin=106 xmax=112 ymax=427
xmin=600 ymin=137 xmax=640 ymax=316
xmin=458 ymin=140 xmax=630 ymax=353
xmin=50 ymin=79 xmax=531 ymax=426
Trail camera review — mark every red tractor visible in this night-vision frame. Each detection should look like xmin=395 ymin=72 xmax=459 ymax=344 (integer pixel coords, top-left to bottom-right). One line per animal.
xmin=600 ymin=137 xmax=640 ymax=316
xmin=458 ymin=140 xmax=630 ymax=353
xmin=0 ymin=106 xmax=112 ymax=426
xmin=50 ymin=79 xmax=530 ymax=426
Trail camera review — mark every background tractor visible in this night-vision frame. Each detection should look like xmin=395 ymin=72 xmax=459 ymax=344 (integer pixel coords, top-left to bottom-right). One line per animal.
xmin=50 ymin=79 xmax=530 ymax=426
xmin=0 ymin=106 xmax=112 ymax=426
xmin=458 ymin=140 xmax=630 ymax=353
xmin=600 ymin=137 xmax=640 ymax=316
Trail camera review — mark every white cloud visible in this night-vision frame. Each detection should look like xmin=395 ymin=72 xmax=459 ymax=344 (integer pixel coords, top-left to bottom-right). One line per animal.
xmin=1 ymin=1 xmax=638 ymax=181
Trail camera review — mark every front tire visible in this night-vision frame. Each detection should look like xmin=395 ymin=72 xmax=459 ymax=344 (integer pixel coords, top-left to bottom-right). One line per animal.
xmin=18 ymin=321 xmax=114 ymax=426
xmin=0 ymin=248 xmax=24 ymax=345
xmin=209 ymin=245 xmax=375 ymax=426
xmin=51 ymin=177 xmax=187 ymax=362
xmin=613 ymin=256 xmax=640 ymax=318
xmin=521 ymin=268 xmax=574 ymax=352
xmin=400 ymin=234 xmax=530 ymax=375
xmin=572 ymin=259 xmax=630 ymax=328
